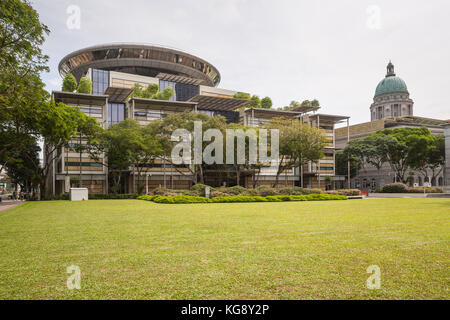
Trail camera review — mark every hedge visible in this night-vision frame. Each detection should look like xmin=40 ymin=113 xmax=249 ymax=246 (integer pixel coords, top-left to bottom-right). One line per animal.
xmin=88 ymin=193 xmax=138 ymax=199
xmin=379 ymin=183 xmax=443 ymax=193
xmin=138 ymin=194 xmax=347 ymax=204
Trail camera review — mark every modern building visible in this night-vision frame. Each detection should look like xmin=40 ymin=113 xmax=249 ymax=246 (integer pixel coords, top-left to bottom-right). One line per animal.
xmin=48 ymin=43 xmax=349 ymax=194
xmin=336 ymin=61 xmax=447 ymax=190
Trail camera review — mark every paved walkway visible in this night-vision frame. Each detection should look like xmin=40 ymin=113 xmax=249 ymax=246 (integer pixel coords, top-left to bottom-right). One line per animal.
xmin=0 ymin=200 xmax=25 ymax=212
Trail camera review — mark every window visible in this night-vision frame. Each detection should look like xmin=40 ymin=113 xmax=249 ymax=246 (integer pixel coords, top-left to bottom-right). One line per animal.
xmin=108 ymin=103 xmax=125 ymax=126
xmin=92 ymin=69 xmax=109 ymax=95
xmin=65 ymin=162 xmax=102 ymax=168
xmin=159 ymin=80 xmax=199 ymax=102
xmin=392 ymin=104 xmax=400 ymax=117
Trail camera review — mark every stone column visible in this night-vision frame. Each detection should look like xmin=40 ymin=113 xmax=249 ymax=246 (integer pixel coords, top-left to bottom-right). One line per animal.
xmin=444 ymin=123 xmax=450 ymax=192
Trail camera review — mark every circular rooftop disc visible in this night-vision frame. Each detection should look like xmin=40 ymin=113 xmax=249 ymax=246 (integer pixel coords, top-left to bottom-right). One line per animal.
xmin=58 ymin=43 xmax=221 ymax=87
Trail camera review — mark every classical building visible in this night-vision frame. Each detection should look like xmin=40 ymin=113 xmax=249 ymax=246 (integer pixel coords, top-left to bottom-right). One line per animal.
xmin=370 ymin=62 xmax=413 ymax=121
xmin=47 ymin=43 xmax=349 ymax=194
xmin=336 ymin=61 xmax=447 ymax=190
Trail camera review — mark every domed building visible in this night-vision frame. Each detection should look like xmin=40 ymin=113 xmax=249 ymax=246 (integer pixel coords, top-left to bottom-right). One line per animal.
xmin=335 ymin=60 xmax=448 ymax=190
xmin=370 ymin=61 xmax=414 ymax=121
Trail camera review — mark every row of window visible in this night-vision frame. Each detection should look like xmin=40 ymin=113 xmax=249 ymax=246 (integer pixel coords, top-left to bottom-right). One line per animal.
xmin=134 ymin=112 xmax=168 ymax=119
xmin=66 ymin=162 xmax=103 ymax=167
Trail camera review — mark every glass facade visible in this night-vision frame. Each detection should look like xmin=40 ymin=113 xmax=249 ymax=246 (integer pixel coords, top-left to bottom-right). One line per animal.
xmin=92 ymin=69 xmax=109 ymax=95
xmin=159 ymin=80 xmax=199 ymax=102
xmin=108 ymin=103 xmax=125 ymax=126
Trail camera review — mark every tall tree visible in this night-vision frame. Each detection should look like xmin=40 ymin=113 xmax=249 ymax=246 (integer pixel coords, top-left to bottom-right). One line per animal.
xmin=62 ymin=73 xmax=78 ymax=92
xmin=76 ymin=76 xmax=92 ymax=94
xmin=265 ymin=117 xmax=326 ymax=187
xmin=260 ymin=97 xmax=272 ymax=109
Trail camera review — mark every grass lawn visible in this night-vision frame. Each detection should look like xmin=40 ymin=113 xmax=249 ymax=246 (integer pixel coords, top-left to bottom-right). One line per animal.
xmin=0 ymin=198 xmax=448 ymax=300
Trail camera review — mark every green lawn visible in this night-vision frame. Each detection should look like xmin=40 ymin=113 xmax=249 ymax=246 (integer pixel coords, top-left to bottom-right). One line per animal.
xmin=0 ymin=199 xmax=448 ymax=299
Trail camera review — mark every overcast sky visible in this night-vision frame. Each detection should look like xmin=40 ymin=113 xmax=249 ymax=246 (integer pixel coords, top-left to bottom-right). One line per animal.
xmin=34 ymin=0 xmax=450 ymax=126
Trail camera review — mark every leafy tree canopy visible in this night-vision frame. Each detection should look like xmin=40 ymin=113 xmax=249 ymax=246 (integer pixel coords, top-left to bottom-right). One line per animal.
xmin=62 ymin=73 xmax=77 ymax=92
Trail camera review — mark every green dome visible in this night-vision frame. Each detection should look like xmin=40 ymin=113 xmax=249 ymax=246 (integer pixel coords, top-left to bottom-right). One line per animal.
xmin=374 ymin=61 xmax=409 ymax=97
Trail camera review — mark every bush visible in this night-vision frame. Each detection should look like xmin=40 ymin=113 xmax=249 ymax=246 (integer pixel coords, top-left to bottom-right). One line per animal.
xmin=380 ymin=183 xmax=409 ymax=193
xmin=176 ymin=189 xmax=202 ymax=196
xmin=211 ymin=194 xmax=347 ymax=203
xmin=222 ymin=185 xmax=248 ymax=195
xmin=326 ymin=189 xmax=360 ymax=196
xmin=407 ymin=186 xmax=443 ymax=193
xmin=301 ymin=188 xmax=323 ymax=195
xmin=190 ymin=184 xmax=215 ymax=196
xmin=89 ymin=193 xmax=138 ymax=199
xmin=210 ymin=191 xmax=228 ymax=198
xmin=137 ymin=195 xmax=156 ymax=201
xmin=152 ymin=195 xmax=211 ymax=204
xmin=211 ymin=195 xmax=268 ymax=203
xmin=256 ymin=185 xmax=279 ymax=196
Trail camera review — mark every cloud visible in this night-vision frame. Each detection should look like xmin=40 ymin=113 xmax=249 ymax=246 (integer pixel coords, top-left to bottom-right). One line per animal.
xmin=34 ymin=0 xmax=450 ymax=124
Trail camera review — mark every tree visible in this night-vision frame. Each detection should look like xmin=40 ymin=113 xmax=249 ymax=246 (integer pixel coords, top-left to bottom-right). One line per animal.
xmin=410 ymin=134 xmax=445 ymax=183
xmin=344 ymin=134 xmax=393 ymax=178
xmin=0 ymin=0 xmax=49 ymax=109
xmin=2 ymin=133 xmax=40 ymax=191
xmin=131 ymin=83 xmax=174 ymax=100
xmin=62 ymin=73 xmax=78 ymax=92
xmin=154 ymin=87 xmax=174 ymax=100
xmin=76 ymin=76 xmax=92 ymax=94
xmin=131 ymin=124 xmax=164 ymax=194
xmin=335 ymin=151 xmax=360 ymax=178
xmin=148 ymin=111 xmax=228 ymax=185
xmin=89 ymin=119 xmax=142 ymax=193
xmin=39 ymin=101 xmax=101 ymax=196
xmin=225 ymin=122 xmax=259 ymax=186
xmin=233 ymin=92 xmax=251 ymax=100
xmin=260 ymin=97 xmax=272 ymax=109
xmin=265 ymin=117 xmax=326 ymax=187
xmin=281 ymin=101 xmax=301 ymax=111
xmin=348 ymin=127 xmax=435 ymax=183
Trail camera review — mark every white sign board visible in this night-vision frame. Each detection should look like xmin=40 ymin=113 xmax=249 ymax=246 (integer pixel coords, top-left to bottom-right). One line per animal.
xmin=424 ymin=182 xmax=431 ymax=187
xmin=70 ymin=188 xmax=88 ymax=201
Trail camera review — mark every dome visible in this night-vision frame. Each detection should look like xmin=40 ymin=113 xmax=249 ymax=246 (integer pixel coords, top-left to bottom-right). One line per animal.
xmin=374 ymin=61 xmax=409 ymax=97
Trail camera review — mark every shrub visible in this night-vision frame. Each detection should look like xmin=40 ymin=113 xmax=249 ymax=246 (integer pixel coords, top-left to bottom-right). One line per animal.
xmin=210 ymin=194 xmax=346 ymax=203
xmin=211 ymin=196 xmax=268 ymax=203
xmin=408 ymin=187 xmax=443 ymax=193
xmin=326 ymin=189 xmax=360 ymax=196
xmin=190 ymin=184 xmax=215 ymax=196
xmin=176 ymin=189 xmax=201 ymax=196
xmin=256 ymin=185 xmax=279 ymax=196
xmin=380 ymin=183 xmax=409 ymax=193
xmin=89 ymin=193 xmax=138 ymax=199
xmin=223 ymin=185 xmax=248 ymax=195
xmin=301 ymin=188 xmax=323 ymax=195
xmin=210 ymin=191 xmax=228 ymax=198
xmin=152 ymin=195 xmax=211 ymax=204
xmin=137 ymin=195 xmax=156 ymax=201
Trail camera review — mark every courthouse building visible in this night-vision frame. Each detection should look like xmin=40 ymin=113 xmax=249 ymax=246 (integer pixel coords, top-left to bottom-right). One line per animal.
xmin=48 ymin=43 xmax=348 ymax=194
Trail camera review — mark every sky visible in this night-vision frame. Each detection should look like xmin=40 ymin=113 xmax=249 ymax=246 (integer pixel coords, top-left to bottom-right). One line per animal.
xmin=33 ymin=0 xmax=450 ymax=126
